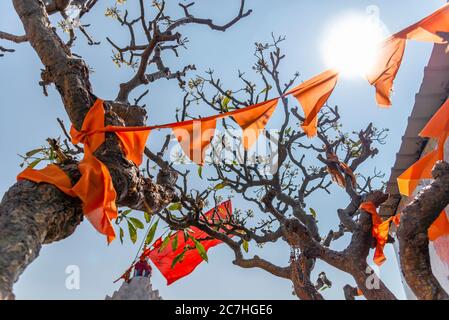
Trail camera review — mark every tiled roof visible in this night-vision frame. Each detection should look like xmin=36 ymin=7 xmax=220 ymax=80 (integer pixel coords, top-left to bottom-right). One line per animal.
xmin=379 ymin=44 xmax=449 ymax=216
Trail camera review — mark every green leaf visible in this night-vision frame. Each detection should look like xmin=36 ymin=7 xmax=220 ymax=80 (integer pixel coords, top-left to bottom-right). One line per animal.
xmin=191 ymin=237 xmax=208 ymax=262
xmin=145 ymin=219 xmax=159 ymax=246
xmin=119 ymin=227 xmax=124 ymax=244
xmin=168 ymin=202 xmax=182 ymax=211
xmin=28 ymin=158 xmax=42 ymax=169
xmin=171 ymin=251 xmax=185 ymax=269
xmin=309 ymin=208 xmax=317 ymax=219
xmin=171 ymin=234 xmax=179 ymax=251
xmin=221 ymin=96 xmax=231 ymax=111
xmin=122 ymin=209 xmax=132 ymax=216
xmin=25 ymin=148 xmax=44 ymax=157
xmin=159 ymin=234 xmax=172 ymax=252
xmin=197 ymin=166 xmax=203 ymax=179
xmin=214 ymin=182 xmax=227 ymax=190
xmin=144 ymin=211 xmax=152 ymax=223
xmin=242 ymin=240 xmax=249 ymax=253
xmin=127 ymin=221 xmax=137 ymax=244
xmin=259 ymin=85 xmax=272 ymax=94
xmin=129 ymin=217 xmax=144 ymax=229
xmin=183 ymin=229 xmax=190 ymax=242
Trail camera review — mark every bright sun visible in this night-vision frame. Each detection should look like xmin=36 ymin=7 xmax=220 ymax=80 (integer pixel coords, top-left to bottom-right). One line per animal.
xmin=321 ymin=12 xmax=388 ymax=78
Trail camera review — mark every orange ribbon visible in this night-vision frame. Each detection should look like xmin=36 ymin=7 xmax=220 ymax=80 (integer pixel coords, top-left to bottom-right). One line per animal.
xmin=18 ymin=99 xmax=151 ymax=243
xmin=15 ymin=4 xmax=449 ymax=244
xmin=16 ymin=99 xmax=279 ymax=241
xmin=359 ymin=202 xmax=401 ymax=266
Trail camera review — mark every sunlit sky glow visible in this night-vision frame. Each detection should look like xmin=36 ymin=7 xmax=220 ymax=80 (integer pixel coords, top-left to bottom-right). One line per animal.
xmin=321 ymin=11 xmax=389 ymax=78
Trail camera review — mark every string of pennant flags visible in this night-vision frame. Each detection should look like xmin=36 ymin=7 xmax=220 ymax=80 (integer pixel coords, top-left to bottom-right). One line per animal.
xmin=16 ymin=1 xmax=449 ymax=272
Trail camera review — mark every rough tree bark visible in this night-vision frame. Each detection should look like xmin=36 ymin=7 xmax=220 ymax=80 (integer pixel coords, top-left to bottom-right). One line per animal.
xmin=285 ymin=191 xmax=397 ymax=300
xmin=398 ymin=161 xmax=449 ymax=300
xmin=0 ymin=0 xmax=177 ymax=299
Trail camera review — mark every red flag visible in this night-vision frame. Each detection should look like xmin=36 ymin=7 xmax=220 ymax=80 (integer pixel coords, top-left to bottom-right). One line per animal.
xmin=145 ymin=200 xmax=232 ymax=285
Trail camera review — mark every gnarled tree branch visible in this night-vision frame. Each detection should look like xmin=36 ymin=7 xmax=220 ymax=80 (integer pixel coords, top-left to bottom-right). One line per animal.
xmin=398 ymin=161 xmax=449 ymax=300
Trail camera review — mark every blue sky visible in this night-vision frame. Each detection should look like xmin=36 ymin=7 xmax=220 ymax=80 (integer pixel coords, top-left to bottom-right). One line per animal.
xmin=0 ymin=0 xmax=445 ymax=299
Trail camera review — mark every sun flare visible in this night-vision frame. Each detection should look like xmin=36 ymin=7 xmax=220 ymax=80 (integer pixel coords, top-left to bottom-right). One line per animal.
xmin=321 ymin=12 xmax=388 ymax=78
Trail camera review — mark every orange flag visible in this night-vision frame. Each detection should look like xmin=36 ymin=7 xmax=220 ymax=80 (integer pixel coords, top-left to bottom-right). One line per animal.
xmin=172 ymin=118 xmax=217 ymax=165
xmin=232 ymin=99 xmax=278 ymax=150
xmin=366 ymin=37 xmax=406 ymax=108
xmin=397 ymin=98 xmax=449 ymax=197
xmin=287 ymin=70 xmax=339 ymax=137
xmin=18 ymin=164 xmax=76 ymax=197
xmin=397 ymin=98 xmax=449 ymax=242
xmin=360 ymin=202 xmax=401 ymax=266
xmin=111 ymin=129 xmax=151 ymax=166
xmin=397 ymin=150 xmax=439 ymax=197
xmin=429 ymin=211 xmax=449 ymax=242
xmin=395 ymin=3 xmax=449 ymax=44
xmin=368 ymin=3 xmax=449 ymax=108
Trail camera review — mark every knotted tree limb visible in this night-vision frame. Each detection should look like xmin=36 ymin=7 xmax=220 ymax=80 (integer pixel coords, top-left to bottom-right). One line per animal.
xmin=398 ymin=161 xmax=449 ymax=300
xmin=0 ymin=0 xmax=177 ymax=299
xmin=285 ymin=191 xmax=397 ymax=300
xmin=0 ymin=31 xmax=28 ymax=43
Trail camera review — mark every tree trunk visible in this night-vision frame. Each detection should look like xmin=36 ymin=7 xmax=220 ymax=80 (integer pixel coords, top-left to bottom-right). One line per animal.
xmin=398 ymin=161 xmax=449 ymax=300
xmin=0 ymin=0 xmax=176 ymax=299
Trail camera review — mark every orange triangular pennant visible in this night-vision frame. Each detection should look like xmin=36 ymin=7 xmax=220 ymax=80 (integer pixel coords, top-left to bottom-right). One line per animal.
xmin=397 ymin=150 xmax=438 ymax=197
xmin=287 ymin=70 xmax=339 ymax=138
xmin=420 ymin=98 xmax=449 ymax=139
xmin=429 ymin=211 xmax=449 ymax=242
xmin=114 ymin=130 xmax=151 ymax=166
xmin=232 ymin=99 xmax=278 ymax=150
xmin=396 ymin=3 xmax=449 ymax=44
xmin=172 ymin=119 xmax=217 ymax=165
xmin=366 ymin=37 xmax=406 ymax=107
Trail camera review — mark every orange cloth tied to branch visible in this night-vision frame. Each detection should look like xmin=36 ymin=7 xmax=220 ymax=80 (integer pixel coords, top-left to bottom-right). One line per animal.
xmin=326 ymin=151 xmax=356 ymax=189
xmin=287 ymin=70 xmax=339 ymax=138
xmin=359 ymin=202 xmax=401 ymax=266
xmin=18 ymin=99 xmax=152 ymax=243
xmin=144 ymin=200 xmax=233 ymax=285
